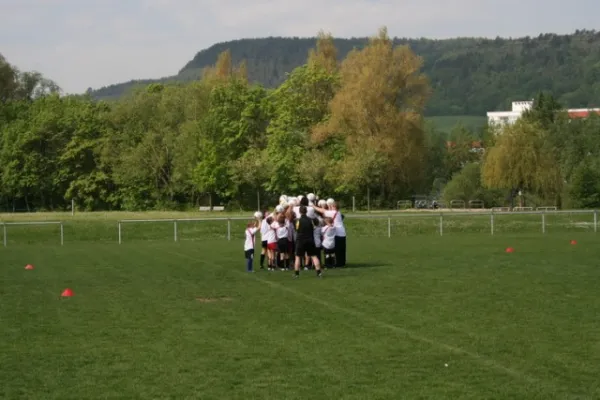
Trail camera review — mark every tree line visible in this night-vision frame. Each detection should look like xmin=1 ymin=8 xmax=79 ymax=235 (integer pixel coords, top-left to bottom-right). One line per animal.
xmin=90 ymin=30 xmax=600 ymax=116
xmin=1 ymin=28 xmax=599 ymax=212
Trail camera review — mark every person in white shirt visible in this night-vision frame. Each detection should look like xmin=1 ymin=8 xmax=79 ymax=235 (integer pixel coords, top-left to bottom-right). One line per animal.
xmin=264 ymin=216 xmax=278 ymax=270
xmin=259 ymin=210 xmax=270 ymax=269
xmin=271 ymin=213 xmax=290 ymax=270
xmin=314 ymin=200 xmax=346 ymax=267
xmin=321 ymin=217 xmax=337 ymax=268
xmin=244 ymin=221 xmax=259 ymax=272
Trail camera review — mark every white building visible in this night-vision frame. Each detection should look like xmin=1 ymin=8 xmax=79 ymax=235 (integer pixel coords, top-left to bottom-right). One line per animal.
xmin=487 ymin=100 xmax=600 ymax=126
xmin=486 ymin=100 xmax=533 ymax=126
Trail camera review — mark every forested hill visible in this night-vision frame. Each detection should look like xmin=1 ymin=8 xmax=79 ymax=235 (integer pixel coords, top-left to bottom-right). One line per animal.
xmin=90 ymin=30 xmax=600 ymax=116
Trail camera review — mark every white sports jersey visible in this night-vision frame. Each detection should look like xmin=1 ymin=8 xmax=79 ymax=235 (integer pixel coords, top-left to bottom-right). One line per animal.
xmin=322 ymin=225 xmax=336 ymax=249
xmin=324 ymin=209 xmax=346 ymax=237
xmin=271 ymin=221 xmax=289 ymax=240
xmin=244 ymin=227 xmax=258 ymax=251
xmin=260 ymin=218 xmax=270 ymax=240
xmin=264 ymin=223 xmax=277 ymax=243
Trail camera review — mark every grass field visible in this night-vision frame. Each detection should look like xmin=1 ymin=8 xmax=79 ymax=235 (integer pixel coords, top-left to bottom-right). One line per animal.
xmin=1 ymin=211 xmax=600 ymax=399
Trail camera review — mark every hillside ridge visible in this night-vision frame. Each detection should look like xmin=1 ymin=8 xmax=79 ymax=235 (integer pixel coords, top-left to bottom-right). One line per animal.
xmin=89 ymin=30 xmax=600 ymax=116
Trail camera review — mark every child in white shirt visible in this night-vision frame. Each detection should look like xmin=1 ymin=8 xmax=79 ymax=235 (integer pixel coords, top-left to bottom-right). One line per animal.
xmin=321 ymin=217 xmax=337 ymax=268
xmin=264 ymin=216 xmax=277 ymax=270
xmin=259 ymin=211 xmax=270 ymax=269
xmin=271 ymin=213 xmax=290 ymax=270
xmin=244 ymin=221 xmax=259 ymax=272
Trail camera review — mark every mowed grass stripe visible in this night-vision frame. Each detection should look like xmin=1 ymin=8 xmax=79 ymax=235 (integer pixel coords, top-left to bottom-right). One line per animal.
xmin=160 ymin=245 xmax=544 ymax=388
xmin=161 ymin=236 xmax=599 ymax=398
xmin=1 ymin=243 xmax=434 ymax=399
xmin=122 ymin=243 xmax=486 ymax=399
xmin=143 ymin=244 xmax=529 ymax=399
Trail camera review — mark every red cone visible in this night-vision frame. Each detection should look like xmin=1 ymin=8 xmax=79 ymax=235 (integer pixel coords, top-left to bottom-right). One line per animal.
xmin=505 ymin=247 xmax=514 ymax=253
xmin=61 ymin=288 xmax=73 ymax=297
xmin=24 ymin=264 xmax=34 ymax=270
xmin=570 ymin=240 xmax=577 ymax=245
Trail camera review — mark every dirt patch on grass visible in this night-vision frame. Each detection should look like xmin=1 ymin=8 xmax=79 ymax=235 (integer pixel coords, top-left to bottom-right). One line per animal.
xmin=195 ymin=297 xmax=232 ymax=303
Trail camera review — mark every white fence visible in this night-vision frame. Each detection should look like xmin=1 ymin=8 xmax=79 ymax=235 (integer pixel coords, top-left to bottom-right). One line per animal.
xmin=115 ymin=209 xmax=599 ymax=242
xmin=343 ymin=209 xmax=598 ymax=236
xmin=117 ymin=217 xmax=234 ymax=244
xmin=0 ymin=210 xmax=598 ymax=245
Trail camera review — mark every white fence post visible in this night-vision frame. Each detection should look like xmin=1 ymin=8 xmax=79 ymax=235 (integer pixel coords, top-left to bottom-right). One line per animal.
xmin=490 ymin=211 xmax=494 ymax=235
xmin=3 ymin=224 xmax=6 ymax=247
xmin=174 ymin=220 xmax=178 ymax=242
xmin=541 ymin=211 xmax=546 ymax=234
xmin=352 ymin=196 xmax=356 ymax=212
xmin=387 ymin=217 xmax=391 ymax=238
xmin=227 ymin=219 xmax=231 ymax=241
xmin=439 ymin=213 xmax=443 ymax=236
xmin=60 ymin=223 xmax=64 ymax=245
xmin=595 ymin=210 xmax=598 ymax=233
xmin=118 ymin=222 xmax=122 ymax=244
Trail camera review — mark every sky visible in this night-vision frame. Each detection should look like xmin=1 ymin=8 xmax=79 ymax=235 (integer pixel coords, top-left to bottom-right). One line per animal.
xmin=0 ymin=0 xmax=597 ymax=94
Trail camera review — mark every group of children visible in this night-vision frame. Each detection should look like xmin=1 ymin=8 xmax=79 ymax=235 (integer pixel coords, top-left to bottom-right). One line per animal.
xmin=243 ymin=193 xmax=346 ymax=277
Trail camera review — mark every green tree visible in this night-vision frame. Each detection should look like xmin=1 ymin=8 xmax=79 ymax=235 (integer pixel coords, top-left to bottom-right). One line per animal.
xmin=481 ymin=119 xmax=562 ymax=200
xmin=0 ymin=54 xmax=19 ymax=102
xmin=313 ymin=27 xmax=431 ymax=201
xmin=569 ymin=160 xmax=600 ymax=208
xmin=444 ymin=124 xmax=480 ymax=180
xmin=265 ymin=64 xmax=339 ymax=193
xmin=264 ymin=33 xmax=340 ymax=194
xmin=522 ymin=92 xmax=563 ymax=129
xmin=103 ymin=84 xmax=197 ymax=209
xmin=193 ymin=79 xmax=268 ymax=202
xmin=422 ymin=125 xmax=447 ymax=195
xmin=443 ymin=162 xmax=502 ymax=207
xmin=53 ymin=97 xmax=113 ymax=210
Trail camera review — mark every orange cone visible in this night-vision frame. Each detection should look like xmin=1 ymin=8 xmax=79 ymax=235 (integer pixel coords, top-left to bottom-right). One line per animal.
xmin=505 ymin=247 xmax=514 ymax=253
xmin=570 ymin=240 xmax=577 ymax=245
xmin=24 ymin=264 xmax=34 ymax=270
xmin=61 ymin=288 xmax=73 ymax=297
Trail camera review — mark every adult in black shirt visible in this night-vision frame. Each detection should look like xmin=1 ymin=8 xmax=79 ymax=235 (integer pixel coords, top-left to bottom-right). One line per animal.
xmin=294 ymin=206 xmax=322 ymax=278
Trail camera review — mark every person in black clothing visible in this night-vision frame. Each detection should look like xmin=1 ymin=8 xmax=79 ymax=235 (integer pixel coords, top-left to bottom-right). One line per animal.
xmin=294 ymin=206 xmax=322 ymax=278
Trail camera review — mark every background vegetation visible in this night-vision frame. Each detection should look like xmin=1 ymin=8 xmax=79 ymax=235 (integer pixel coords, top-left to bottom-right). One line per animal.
xmin=1 ymin=28 xmax=600 ymax=212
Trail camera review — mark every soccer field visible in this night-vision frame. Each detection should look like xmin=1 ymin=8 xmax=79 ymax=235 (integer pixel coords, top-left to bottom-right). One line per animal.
xmin=1 ymin=214 xmax=600 ymax=399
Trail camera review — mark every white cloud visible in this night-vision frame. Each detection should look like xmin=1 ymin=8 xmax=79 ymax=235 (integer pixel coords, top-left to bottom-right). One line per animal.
xmin=0 ymin=0 xmax=596 ymax=93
